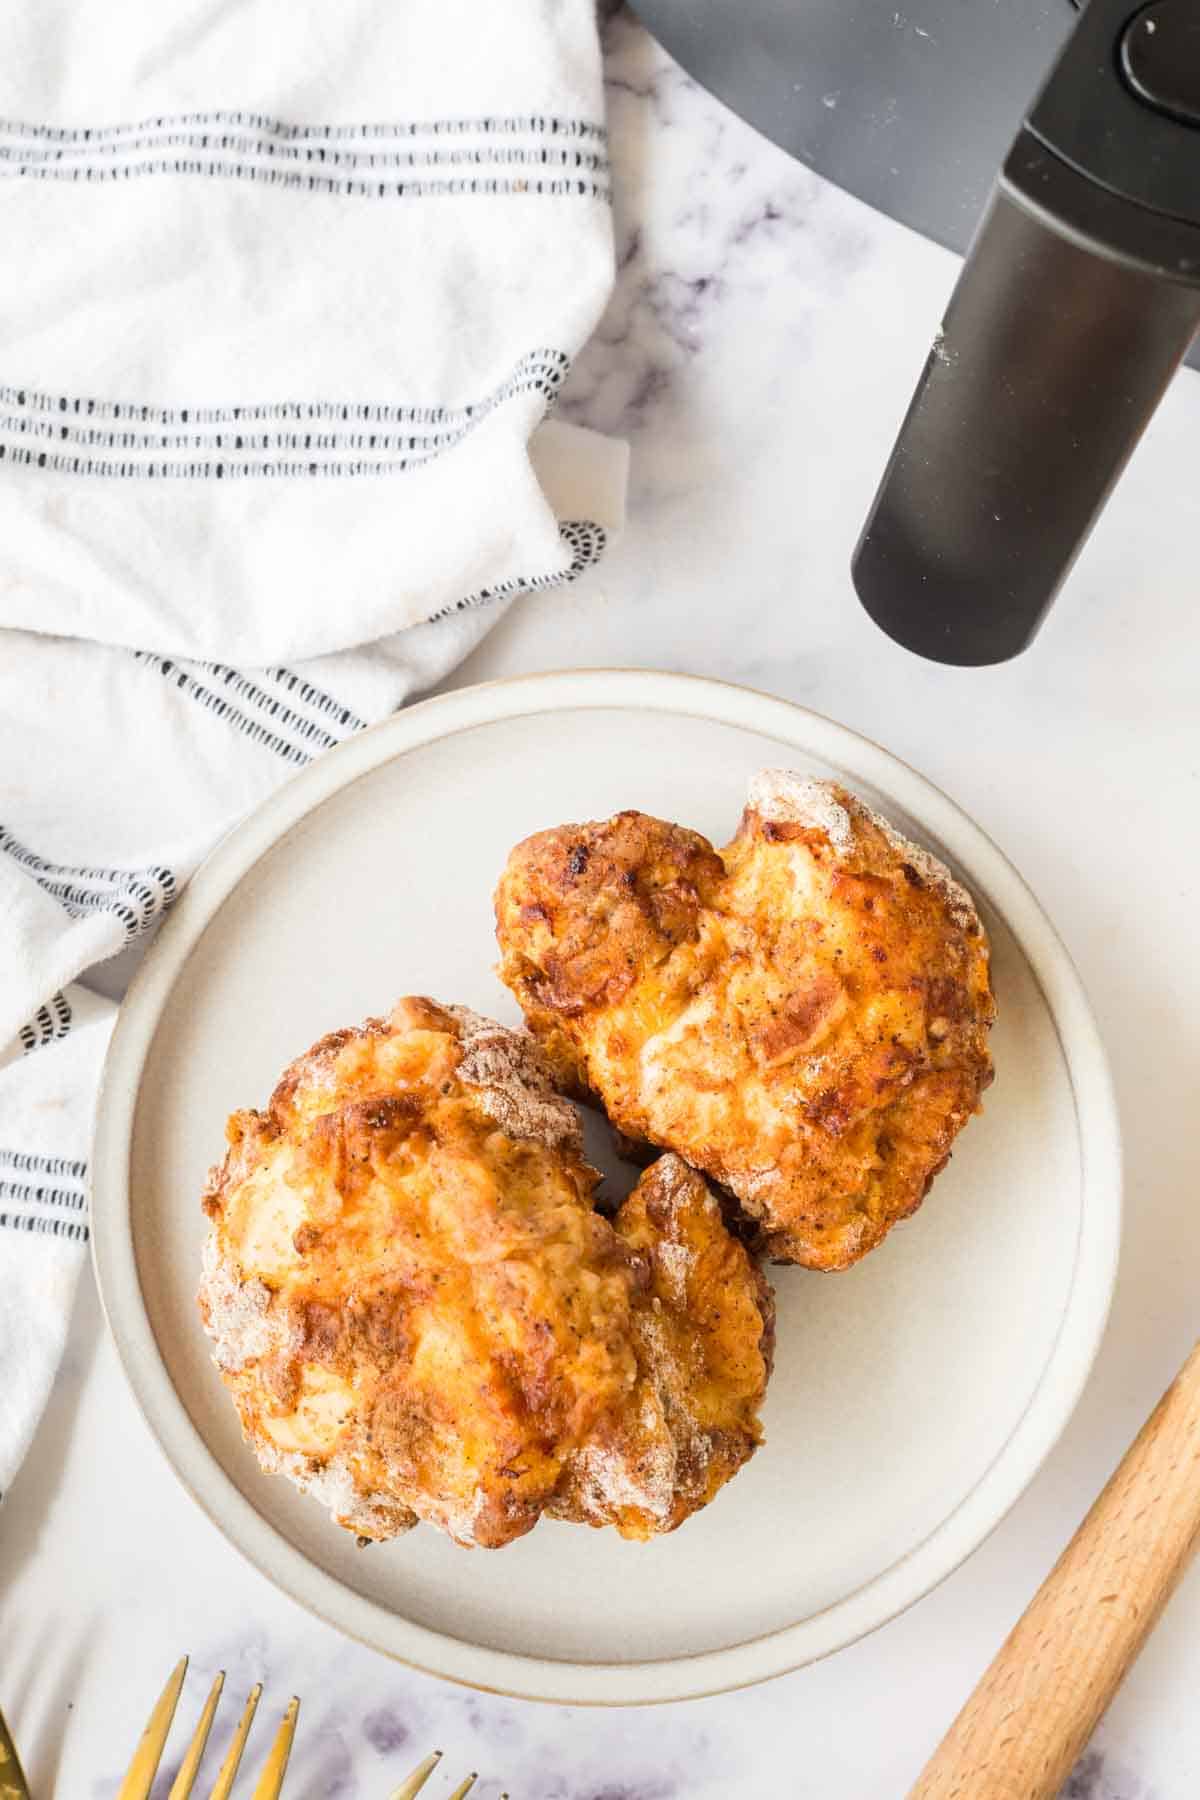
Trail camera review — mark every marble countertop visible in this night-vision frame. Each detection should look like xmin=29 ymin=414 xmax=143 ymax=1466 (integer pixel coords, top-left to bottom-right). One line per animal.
xmin=5 ymin=8 xmax=1200 ymax=1796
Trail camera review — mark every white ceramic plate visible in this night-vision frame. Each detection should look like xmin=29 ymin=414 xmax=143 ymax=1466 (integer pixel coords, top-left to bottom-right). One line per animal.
xmin=92 ymin=670 xmax=1121 ymax=1705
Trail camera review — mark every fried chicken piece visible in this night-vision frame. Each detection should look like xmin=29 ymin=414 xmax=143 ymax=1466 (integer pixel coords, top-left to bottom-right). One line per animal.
xmin=555 ymin=1150 xmax=774 ymax=1537
xmin=198 ymin=998 xmax=772 ymax=1547
xmin=495 ymin=772 xmax=995 ymax=1269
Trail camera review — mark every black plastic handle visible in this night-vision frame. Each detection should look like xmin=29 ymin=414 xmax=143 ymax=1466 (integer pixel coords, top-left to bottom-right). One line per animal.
xmin=852 ymin=0 xmax=1200 ymax=666
xmin=852 ymin=149 xmax=1200 ymax=665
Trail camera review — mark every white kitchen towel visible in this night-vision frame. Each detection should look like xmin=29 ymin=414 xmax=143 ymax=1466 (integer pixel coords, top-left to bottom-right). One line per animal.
xmin=0 ymin=0 xmax=627 ymax=1492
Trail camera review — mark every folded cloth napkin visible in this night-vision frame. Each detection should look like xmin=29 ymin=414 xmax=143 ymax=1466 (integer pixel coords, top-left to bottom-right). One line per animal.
xmin=0 ymin=0 xmax=627 ymax=1492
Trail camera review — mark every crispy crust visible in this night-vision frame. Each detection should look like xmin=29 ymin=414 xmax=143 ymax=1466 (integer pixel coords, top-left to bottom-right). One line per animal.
xmin=198 ymin=999 xmax=771 ymax=1546
xmin=554 ymin=1153 xmax=775 ymax=1536
xmin=495 ymin=774 xmax=995 ymax=1269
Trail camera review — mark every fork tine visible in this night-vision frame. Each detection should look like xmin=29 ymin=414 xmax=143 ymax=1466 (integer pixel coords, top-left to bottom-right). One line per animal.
xmin=167 ymin=1671 xmax=225 ymax=1800
xmin=446 ymin=1778 xmax=478 ymax=1800
xmin=118 ymin=1657 xmax=189 ymax=1800
xmin=248 ymin=1696 xmax=300 ymax=1800
xmin=206 ymin=1682 xmax=262 ymax=1800
xmin=389 ymin=1750 xmax=443 ymax=1798
xmin=0 ymin=1704 xmax=32 ymax=1798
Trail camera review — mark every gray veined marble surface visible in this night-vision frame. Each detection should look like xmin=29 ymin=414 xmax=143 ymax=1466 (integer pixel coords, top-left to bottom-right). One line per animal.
xmin=4 ymin=7 xmax=1200 ymax=1795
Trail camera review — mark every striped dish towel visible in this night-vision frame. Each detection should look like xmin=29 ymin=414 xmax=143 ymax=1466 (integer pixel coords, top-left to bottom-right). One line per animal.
xmin=0 ymin=0 xmax=626 ymax=1492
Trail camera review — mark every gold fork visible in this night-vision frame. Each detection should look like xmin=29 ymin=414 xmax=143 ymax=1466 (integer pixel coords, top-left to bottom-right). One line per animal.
xmin=0 ymin=1704 xmax=32 ymax=1800
xmin=6 ymin=1672 xmax=505 ymax=1800
xmin=118 ymin=1657 xmax=298 ymax=1799
xmin=390 ymin=1751 xmax=509 ymax=1799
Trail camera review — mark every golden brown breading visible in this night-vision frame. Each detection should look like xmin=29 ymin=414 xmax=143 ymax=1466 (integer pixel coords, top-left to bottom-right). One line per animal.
xmin=495 ymin=773 xmax=995 ymax=1269
xmin=555 ymin=1150 xmax=774 ymax=1537
xmin=198 ymin=998 xmax=772 ymax=1547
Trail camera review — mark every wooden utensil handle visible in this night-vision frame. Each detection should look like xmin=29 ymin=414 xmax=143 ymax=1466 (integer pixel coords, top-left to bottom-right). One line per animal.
xmin=910 ymin=1339 xmax=1200 ymax=1800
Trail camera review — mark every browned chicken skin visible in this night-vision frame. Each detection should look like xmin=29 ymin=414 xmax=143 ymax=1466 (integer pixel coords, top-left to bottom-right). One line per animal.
xmin=198 ymin=998 xmax=772 ymax=1547
xmin=495 ymin=773 xmax=995 ymax=1269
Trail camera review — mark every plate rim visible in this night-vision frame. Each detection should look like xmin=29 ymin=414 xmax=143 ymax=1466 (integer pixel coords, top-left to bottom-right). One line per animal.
xmin=91 ymin=667 xmax=1122 ymax=1705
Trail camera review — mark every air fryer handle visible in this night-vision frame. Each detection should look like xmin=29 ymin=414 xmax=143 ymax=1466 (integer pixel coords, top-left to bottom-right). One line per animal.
xmin=852 ymin=157 xmax=1200 ymax=666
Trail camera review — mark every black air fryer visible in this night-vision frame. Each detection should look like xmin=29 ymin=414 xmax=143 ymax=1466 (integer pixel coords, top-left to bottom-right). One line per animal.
xmin=634 ymin=0 xmax=1200 ymax=664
